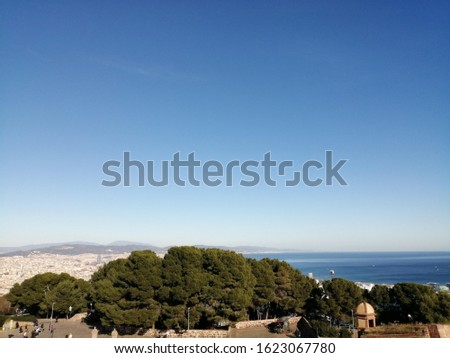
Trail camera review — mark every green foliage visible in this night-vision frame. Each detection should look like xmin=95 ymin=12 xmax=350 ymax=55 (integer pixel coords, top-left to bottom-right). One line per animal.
xmin=389 ymin=283 xmax=449 ymax=323
xmin=6 ymin=272 xmax=89 ymax=317
xmin=158 ymin=247 xmax=255 ymax=329
xmin=304 ymin=278 xmax=362 ymax=326
xmin=338 ymin=328 xmax=353 ymax=338
xmin=365 ymin=283 xmax=450 ymax=324
xmin=248 ymin=258 xmax=276 ymax=319
xmin=91 ymin=251 xmax=162 ymax=329
xmin=8 ymin=248 xmax=449 ymax=332
xmin=303 ymin=287 xmax=330 ymax=320
xmin=437 ymin=292 xmax=450 ymax=321
xmin=304 ymin=278 xmax=365 ymax=334
xmin=248 ymin=258 xmax=316 ymax=320
xmin=45 ymin=279 xmax=90 ymax=317
xmin=203 ymin=249 xmax=255 ymax=321
xmin=157 ymin=246 xmax=207 ymax=329
xmin=307 ymin=280 xmax=450 ymax=327
xmin=309 ymin=319 xmax=351 ymax=338
xmin=364 ymin=284 xmax=392 ymax=323
xmin=322 ymin=278 xmax=363 ymax=322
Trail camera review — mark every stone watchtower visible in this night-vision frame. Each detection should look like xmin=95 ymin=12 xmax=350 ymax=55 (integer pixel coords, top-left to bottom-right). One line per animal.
xmin=355 ymin=302 xmax=376 ymax=329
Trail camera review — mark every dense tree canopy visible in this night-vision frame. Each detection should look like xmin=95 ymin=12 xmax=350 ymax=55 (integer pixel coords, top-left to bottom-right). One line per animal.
xmin=157 ymin=247 xmax=256 ymax=329
xmin=90 ymin=248 xmax=315 ymax=329
xmin=304 ymin=278 xmax=363 ymax=327
xmin=248 ymin=258 xmax=317 ymax=319
xmin=365 ymin=283 xmax=450 ymax=324
xmin=157 ymin=246 xmax=209 ymax=329
xmin=248 ymin=258 xmax=276 ymax=319
xmin=5 ymin=248 xmax=450 ymax=333
xmin=6 ymin=272 xmax=89 ymax=317
xmin=90 ymin=250 xmax=162 ymax=329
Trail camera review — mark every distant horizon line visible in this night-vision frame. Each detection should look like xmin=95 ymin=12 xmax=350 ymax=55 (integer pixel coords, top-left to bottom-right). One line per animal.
xmin=0 ymin=240 xmax=449 ymax=254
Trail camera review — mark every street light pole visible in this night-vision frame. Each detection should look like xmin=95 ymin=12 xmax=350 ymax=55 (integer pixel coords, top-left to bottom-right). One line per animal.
xmin=49 ymin=302 xmax=55 ymax=336
xmin=187 ymin=307 xmax=190 ymax=331
xmin=43 ymin=285 xmax=50 ymax=318
xmin=351 ymin=309 xmax=354 ymax=329
xmin=50 ymin=302 xmax=55 ymax=323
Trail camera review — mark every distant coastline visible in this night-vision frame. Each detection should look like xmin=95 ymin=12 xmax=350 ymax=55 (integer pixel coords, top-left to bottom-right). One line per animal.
xmin=1 ymin=242 xmax=449 ymax=295
xmin=245 ymin=251 xmax=450 ymax=287
xmin=0 ymin=241 xmax=279 ymax=256
xmin=1 ymin=240 xmax=448 ymax=256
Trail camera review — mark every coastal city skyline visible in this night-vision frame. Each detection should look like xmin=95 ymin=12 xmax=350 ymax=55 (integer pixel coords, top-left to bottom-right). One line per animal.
xmin=1 ymin=1 xmax=449 ymax=252
xmin=1 ymin=243 xmax=448 ymax=296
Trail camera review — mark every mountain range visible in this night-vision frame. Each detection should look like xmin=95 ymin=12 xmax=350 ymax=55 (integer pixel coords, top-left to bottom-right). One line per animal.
xmin=0 ymin=241 xmax=280 ymax=257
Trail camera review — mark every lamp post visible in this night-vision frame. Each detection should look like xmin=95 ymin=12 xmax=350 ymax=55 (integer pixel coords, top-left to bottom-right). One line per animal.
xmin=50 ymin=302 xmax=55 ymax=322
xmin=187 ymin=307 xmax=190 ymax=331
xmin=351 ymin=309 xmax=355 ymax=329
xmin=43 ymin=285 xmax=50 ymax=318
xmin=49 ymin=302 xmax=55 ymax=337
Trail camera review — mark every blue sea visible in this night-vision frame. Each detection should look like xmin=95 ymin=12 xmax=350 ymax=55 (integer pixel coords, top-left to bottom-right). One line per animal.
xmin=245 ymin=252 xmax=450 ymax=285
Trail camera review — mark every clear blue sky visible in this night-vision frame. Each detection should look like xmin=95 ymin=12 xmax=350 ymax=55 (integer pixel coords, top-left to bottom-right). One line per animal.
xmin=1 ymin=1 xmax=449 ymax=251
